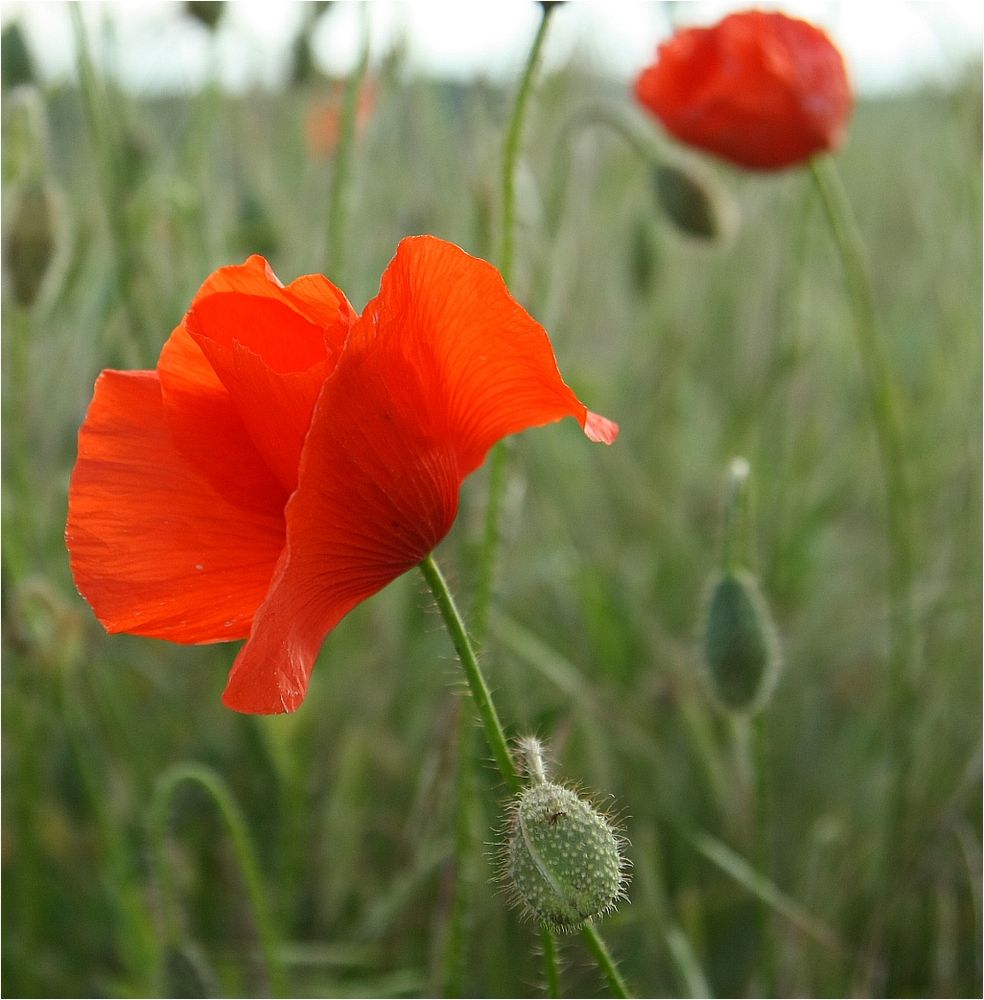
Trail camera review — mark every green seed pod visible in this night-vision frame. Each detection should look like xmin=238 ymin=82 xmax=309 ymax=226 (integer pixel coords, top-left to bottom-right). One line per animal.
xmin=653 ymin=161 xmax=733 ymax=240
xmin=703 ymin=569 xmax=780 ymax=714
xmin=504 ymin=747 xmax=627 ymax=933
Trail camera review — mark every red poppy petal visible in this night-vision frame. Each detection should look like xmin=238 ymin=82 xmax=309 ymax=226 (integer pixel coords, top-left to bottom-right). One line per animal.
xmin=221 ymin=339 xmax=461 ymax=713
xmin=221 ymin=236 xmax=615 ymax=714
xmin=183 ymin=257 xmax=357 ymax=491
xmin=192 ymin=255 xmax=356 ymax=365
xmin=362 ymin=235 xmax=618 ymax=475
xmin=158 ymin=324 xmax=288 ymax=517
xmin=67 ymin=370 xmax=285 ymax=643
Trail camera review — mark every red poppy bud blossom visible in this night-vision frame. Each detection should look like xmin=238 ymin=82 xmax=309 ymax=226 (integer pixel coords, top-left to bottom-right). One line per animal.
xmin=66 ymin=237 xmax=617 ymax=714
xmin=634 ymin=10 xmax=852 ymax=171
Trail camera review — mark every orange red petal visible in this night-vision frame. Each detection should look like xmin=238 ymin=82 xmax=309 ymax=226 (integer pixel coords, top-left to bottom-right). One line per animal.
xmin=67 ymin=370 xmax=285 ymax=643
xmin=222 ymin=236 xmax=617 ymax=713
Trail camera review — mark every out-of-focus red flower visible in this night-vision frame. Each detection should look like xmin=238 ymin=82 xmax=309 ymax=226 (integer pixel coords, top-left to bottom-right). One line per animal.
xmin=66 ymin=237 xmax=617 ymax=714
xmin=634 ymin=10 xmax=852 ymax=170
xmin=306 ymin=78 xmax=377 ymax=160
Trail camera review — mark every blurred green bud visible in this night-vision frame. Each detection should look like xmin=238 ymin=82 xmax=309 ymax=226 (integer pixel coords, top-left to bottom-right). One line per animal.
xmin=703 ymin=569 xmax=780 ymax=714
xmin=2 ymin=22 xmax=36 ymax=91
xmin=5 ymin=180 xmax=56 ymax=306
xmin=654 ymin=161 xmax=733 ymax=240
xmin=503 ymin=739 xmax=628 ymax=933
xmin=184 ymin=2 xmax=225 ymax=32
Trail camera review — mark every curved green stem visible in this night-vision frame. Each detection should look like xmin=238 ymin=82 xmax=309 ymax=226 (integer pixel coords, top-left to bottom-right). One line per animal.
xmin=419 ymin=554 xmax=520 ymax=795
xmin=148 ymin=763 xmax=286 ymax=997
xmin=809 ymin=157 xmax=918 ymax=857
xmin=499 ymin=5 xmax=555 ymax=288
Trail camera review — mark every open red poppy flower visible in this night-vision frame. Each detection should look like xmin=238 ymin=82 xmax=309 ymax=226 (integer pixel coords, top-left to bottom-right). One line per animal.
xmin=67 ymin=236 xmax=617 ymax=714
xmin=634 ymin=10 xmax=852 ymax=171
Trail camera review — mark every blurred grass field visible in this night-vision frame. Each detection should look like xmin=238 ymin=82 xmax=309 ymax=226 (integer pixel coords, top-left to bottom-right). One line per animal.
xmin=2 ymin=8 xmax=982 ymax=998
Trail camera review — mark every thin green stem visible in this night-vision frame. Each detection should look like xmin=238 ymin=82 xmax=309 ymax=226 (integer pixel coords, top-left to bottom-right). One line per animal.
xmin=721 ymin=457 xmax=751 ymax=573
xmin=473 ymin=5 xmax=555 ymax=650
xmin=500 ymin=5 xmax=554 ymax=288
xmin=540 ymin=924 xmax=562 ymax=998
xmin=809 ymin=157 xmax=917 ymax=867
xmin=326 ymin=5 xmax=370 ymax=285
xmin=581 ymin=923 xmax=632 ymax=998
xmin=419 ymin=554 xmax=520 ymax=795
xmin=148 ymin=763 xmax=287 ymax=997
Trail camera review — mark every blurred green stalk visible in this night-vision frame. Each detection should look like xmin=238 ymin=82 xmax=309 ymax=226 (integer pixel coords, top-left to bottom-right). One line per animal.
xmin=809 ymin=157 xmax=918 ymax=883
xmin=473 ymin=2 xmax=556 ymax=648
xmin=69 ymin=6 xmax=147 ymax=359
xmin=149 ymin=763 xmax=287 ymax=997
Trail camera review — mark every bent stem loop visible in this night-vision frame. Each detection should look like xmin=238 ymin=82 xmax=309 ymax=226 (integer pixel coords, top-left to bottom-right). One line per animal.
xmin=148 ymin=763 xmax=286 ymax=998
xmin=418 ymin=554 xmax=631 ymax=999
xmin=808 ymin=158 xmax=918 ymax=841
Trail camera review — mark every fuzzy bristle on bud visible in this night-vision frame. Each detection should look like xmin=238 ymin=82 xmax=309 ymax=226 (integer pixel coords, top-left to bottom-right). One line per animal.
xmin=704 ymin=569 xmax=780 ymax=713
xmin=503 ymin=773 xmax=627 ymax=933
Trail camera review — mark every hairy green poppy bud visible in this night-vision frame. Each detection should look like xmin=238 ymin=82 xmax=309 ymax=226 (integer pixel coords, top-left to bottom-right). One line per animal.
xmin=704 ymin=569 xmax=780 ymax=713
xmin=503 ymin=739 xmax=628 ymax=933
xmin=653 ymin=161 xmax=734 ymax=240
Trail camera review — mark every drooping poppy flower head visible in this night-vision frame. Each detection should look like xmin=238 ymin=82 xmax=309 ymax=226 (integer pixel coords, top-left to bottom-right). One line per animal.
xmin=66 ymin=236 xmax=617 ymax=714
xmin=634 ymin=9 xmax=852 ymax=170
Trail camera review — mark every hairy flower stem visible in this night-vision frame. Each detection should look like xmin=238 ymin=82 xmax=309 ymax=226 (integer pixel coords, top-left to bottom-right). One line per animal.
xmin=809 ymin=158 xmax=918 ymax=882
xmin=540 ymin=924 xmax=562 ymax=998
xmin=420 ymin=555 xmax=520 ymax=795
xmin=474 ymin=4 xmax=556 ymax=648
xmin=148 ymin=763 xmax=286 ymax=997
xmin=325 ymin=4 xmax=370 ymax=287
xmin=581 ymin=924 xmax=632 ymax=999
xmin=419 ymin=554 xmax=630 ymax=999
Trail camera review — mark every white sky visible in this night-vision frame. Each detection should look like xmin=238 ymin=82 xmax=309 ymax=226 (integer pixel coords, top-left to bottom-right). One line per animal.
xmin=1 ymin=1 xmax=982 ymax=96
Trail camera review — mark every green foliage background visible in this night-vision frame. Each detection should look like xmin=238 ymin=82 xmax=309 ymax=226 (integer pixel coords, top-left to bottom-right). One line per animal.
xmin=2 ymin=8 xmax=981 ymax=998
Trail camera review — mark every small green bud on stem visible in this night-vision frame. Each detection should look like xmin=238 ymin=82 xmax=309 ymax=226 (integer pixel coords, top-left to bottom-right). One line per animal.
xmin=704 ymin=569 xmax=780 ymax=714
xmin=503 ymin=739 xmax=629 ymax=934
